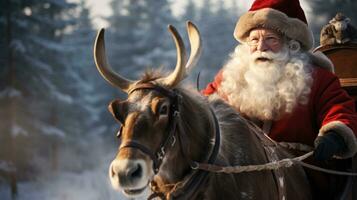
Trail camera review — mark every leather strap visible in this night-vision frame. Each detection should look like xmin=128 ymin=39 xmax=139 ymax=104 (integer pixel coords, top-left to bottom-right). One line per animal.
xmin=261 ymin=120 xmax=286 ymax=200
xmin=122 ymin=82 xmax=221 ymax=199
xmin=166 ymin=107 xmax=221 ymax=200
xmin=120 ymin=140 xmax=162 ymax=173
xmin=119 ymin=83 xmax=180 ymax=174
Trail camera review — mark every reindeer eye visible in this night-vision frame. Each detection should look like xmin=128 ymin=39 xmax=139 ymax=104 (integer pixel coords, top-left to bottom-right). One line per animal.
xmin=116 ymin=126 xmax=123 ymax=138
xmin=152 ymin=98 xmax=169 ymax=117
xmin=159 ymin=104 xmax=169 ymax=115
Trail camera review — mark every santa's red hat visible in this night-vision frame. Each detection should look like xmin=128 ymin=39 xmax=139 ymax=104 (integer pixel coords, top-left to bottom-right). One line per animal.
xmin=234 ymin=0 xmax=314 ymax=51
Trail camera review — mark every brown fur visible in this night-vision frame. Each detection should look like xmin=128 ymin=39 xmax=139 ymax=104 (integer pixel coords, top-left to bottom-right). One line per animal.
xmin=234 ymin=8 xmax=314 ymax=51
xmin=320 ymin=13 xmax=357 ymax=46
xmin=112 ymin=75 xmax=312 ymax=199
xmin=139 ymin=69 xmax=164 ymax=84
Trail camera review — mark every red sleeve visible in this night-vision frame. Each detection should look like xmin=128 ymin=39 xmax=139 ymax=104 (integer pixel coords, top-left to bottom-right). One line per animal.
xmin=201 ymin=70 xmax=223 ymax=96
xmin=313 ymin=68 xmax=357 ymax=137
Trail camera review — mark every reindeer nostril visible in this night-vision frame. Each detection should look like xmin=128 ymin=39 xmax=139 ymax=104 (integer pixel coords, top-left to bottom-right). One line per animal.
xmin=127 ymin=164 xmax=142 ymax=179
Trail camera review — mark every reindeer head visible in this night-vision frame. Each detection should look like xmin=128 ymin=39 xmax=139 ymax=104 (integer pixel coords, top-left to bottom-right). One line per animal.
xmin=93 ymin=22 xmax=201 ymax=197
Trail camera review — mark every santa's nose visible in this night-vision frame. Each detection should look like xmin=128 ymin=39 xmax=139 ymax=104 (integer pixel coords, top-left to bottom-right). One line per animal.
xmin=256 ymin=40 xmax=269 ymax=52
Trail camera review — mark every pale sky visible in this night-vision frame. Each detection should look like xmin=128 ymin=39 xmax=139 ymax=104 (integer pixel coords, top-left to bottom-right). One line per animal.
xmin=71 ymin=0 xmax=311 ymax=29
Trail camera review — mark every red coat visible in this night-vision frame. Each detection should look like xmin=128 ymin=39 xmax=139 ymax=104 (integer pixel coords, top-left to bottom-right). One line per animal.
xmin=203 ymin=67 xmax=357 ymax=158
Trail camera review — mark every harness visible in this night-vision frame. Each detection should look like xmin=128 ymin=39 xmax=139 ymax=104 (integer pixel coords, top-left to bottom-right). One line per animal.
xmin=116 ymin=82 xmax=357 ymax=200
xmin=119 ymin=83 xmax=181 ymax=174
xmin=117 ymin=83 xmax=221 ymax=200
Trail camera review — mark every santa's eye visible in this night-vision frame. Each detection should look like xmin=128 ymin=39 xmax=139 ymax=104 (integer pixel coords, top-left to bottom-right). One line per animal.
xmin=249 ymin=38 xmax=259 ymax=44
xmin=265 ymin=37 xmax=279 ymax=45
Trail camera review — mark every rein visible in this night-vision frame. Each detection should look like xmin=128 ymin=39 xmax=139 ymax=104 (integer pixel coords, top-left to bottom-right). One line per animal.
xmin=191 ymin=132 xmax=357 ymax=176
xmin=116 ymin=82 xmax=357 ymax=200
xmin=160 ymin=104 xmax=221 ymax=200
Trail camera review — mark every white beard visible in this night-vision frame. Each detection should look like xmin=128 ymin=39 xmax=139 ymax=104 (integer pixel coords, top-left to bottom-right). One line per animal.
xmin=219 ymin=44 xmax=313 ymax=121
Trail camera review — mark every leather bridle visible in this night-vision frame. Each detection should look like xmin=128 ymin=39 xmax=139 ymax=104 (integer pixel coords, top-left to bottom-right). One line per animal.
xmin=118 ymin=83 xmax=182 ymax=174
xmin=116 ymin=82 xmax=221 ymax=199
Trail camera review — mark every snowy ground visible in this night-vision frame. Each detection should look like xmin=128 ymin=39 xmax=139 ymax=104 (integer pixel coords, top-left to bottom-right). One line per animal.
xmin=0 ymin=160 xmax=136 ymax=200
xmin=0 ymin=138 xmax=147 ymax=200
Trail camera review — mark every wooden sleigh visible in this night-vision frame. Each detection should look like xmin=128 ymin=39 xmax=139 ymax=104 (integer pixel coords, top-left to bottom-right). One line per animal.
xmin=314 ymin=43 xmax=357 ymax=104
xmin=314 ymin=43 xmax=357 ymax=200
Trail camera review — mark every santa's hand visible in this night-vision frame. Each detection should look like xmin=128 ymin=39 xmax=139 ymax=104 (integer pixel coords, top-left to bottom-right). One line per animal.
xmin=314 ymin=131 xmax=347 ymax=161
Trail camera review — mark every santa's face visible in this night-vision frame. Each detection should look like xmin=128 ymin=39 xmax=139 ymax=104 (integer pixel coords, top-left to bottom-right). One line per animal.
xmin=219 ymin=40 xmax=312 ymax=121
xmin=247 ymin=28 xmax=284 ymax=55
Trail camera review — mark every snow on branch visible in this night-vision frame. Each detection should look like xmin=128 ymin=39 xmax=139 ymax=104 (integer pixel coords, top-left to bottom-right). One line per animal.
xmin=0 ymin=160 xmax=16 ymax=172
xmin=29 ymin=35 xmax=71 ymax=53
xmin=36 ymin=121 xmax=66 ymax=138
xmin=23 ymin=55 xmax=53 ymax=74
xmin=53 ymin=90 xmax=73 ymax=104
xmin=11 ymin=124 xmax=29 ymax=137
xmin=0 ymin=87 xmax=22 ymax=98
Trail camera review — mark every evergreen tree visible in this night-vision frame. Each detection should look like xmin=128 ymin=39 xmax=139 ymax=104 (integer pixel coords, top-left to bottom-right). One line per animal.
xmin=0 ymin=0 xmax=77 ymax=177
xmin=139 ymin=0 xmax=178 ymax=69
xmin=107 ymin=0 xmax=177 ymax=77
xmin=195 ymin=0 xmax=237 ymax=86
xmin=181 ymin=0 xmax=197 ymax=22
xmin=107 ymin=0 xmax=148 ymax=79
xmin=62 ymin=0 xmax=113 ymax=171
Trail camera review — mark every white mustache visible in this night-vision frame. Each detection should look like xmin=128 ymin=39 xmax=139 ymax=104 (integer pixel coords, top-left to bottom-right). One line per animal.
xmin=252 ymin=50 xmax=289 ymax=63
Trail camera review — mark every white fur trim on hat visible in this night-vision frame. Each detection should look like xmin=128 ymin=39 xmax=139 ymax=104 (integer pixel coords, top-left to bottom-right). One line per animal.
xmin=234 ymin=8 xmax=314 ymax=51
xmin=318 ymin=121 xmax=357 ymax=158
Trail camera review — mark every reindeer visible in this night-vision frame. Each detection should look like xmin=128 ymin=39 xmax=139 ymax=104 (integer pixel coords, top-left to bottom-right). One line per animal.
xmin=93 ymin=22 xmax=312 ymax=200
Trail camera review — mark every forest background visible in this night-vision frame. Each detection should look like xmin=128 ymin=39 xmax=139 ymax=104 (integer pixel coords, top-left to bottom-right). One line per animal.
xmin=1 ymin=0 xmax=355 ymax=199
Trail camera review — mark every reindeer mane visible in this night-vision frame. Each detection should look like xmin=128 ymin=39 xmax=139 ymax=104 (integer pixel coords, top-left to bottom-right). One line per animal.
xmin=172 ymin=85 xmax=216 ymax=162
xmin=137 ymin=69 xmax=164 ymax=83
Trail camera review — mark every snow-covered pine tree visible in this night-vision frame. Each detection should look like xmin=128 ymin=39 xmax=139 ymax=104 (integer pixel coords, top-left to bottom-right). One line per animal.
xmin=61 ymin=0 xmax=114 ymax=171
xmin=0 ymin=0 xmax=79 ymax=177
xmin=107 ymin=0 xmax=177 ymax=79
xmin=138 ymin=0 xmax=178 ymax=69
xmin=194 ymin=0 xmax=237 ymax=86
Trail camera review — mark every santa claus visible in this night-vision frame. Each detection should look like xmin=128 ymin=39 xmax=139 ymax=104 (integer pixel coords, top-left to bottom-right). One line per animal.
xmin=203 ymin=0 xmax=357 ymax=198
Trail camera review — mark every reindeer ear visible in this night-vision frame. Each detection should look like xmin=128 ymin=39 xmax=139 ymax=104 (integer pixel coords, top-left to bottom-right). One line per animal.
xmin=108 ymin=100 xmax=128 ymax=124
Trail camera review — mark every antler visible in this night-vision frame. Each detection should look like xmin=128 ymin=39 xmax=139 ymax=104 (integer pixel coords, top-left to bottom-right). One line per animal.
xmin=185 ymin=21 xmax=202 ymax=75
xmin=93 ymin=21 xmax=202 ymax=90
xmin=93 ymin=29 xmax=134 ymax=92
xmin=157 ymin=25 xmax=187 ymax=87
xmin=158 ymin=21 xmax=202 ymax=88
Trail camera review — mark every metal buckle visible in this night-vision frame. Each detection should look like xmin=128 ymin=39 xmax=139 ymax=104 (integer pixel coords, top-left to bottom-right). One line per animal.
xmin=154 ymin=167 xmax=159 ymax=174
xmin=171 ymin=135 xmax=176 ymax=147
xmin=191 ymin=162 xmax=199 ymax=170
xmin=173 ymin=110 xmax=180 ymax=118
xmin=157 ymin=147 xmax=165 ymax=160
